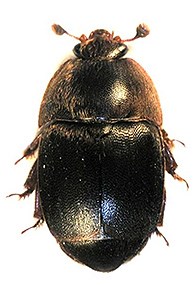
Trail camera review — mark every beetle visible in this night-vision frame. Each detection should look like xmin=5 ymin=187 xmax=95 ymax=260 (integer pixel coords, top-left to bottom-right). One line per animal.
xmin=10 ymin=23 xmax=187 ymax=272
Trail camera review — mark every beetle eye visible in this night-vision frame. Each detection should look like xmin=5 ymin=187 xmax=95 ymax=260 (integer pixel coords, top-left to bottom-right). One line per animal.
xmin=73 ymin=43 xmax=82 ymax=58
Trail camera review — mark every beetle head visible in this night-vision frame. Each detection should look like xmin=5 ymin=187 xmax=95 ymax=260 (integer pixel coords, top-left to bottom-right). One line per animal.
xmin=52 ymin=23 xmax=150 ymax=60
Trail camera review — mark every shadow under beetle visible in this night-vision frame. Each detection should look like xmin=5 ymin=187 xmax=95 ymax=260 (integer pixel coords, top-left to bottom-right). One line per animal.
xmin=10 ymin=23 xmax=187 ymax=272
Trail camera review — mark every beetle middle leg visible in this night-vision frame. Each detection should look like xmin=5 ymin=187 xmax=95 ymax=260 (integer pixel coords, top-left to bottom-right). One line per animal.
xmin=22 ymin=160 xmax=44 ymax=233
xmin=7 ymin=160 xmax=38 ymax=199
xmin=162 ymin=130 xmax=189 ymax=188
xmin=21 ymin=189 xmax=44 ymax=234
xmin=8 ymin=159 xmax=44 ymax=232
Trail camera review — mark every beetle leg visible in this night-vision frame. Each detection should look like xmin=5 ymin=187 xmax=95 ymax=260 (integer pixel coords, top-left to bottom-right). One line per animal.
xmin=21 ymin=188 xmax=44 ymax=234
xmin=162 ymin=130 xmax=189 ymax=188
xmin=33 ymin=184 xmax=43 ymax=221
xmin=8 ymin=159 xmax=44 ymax=233
xmin=23 ymin=161 xmax=44 ymax=233
xmin=162 ymin=129 xmax=185 ymax=148
xmin=164 ymin=142 xmax=189 ymax=188
xmin=15 ymin=136 xmax=40 ymax=164
xmin=155 ymin=228 xmax=169 ymax=246
xmin=21 ymin=219 xmax=44 ymax=234
xmin=7 ymin=160 xmax=38 ymax=199
xmin=162 ymin=129 xmax=175 ymax=149
xmin=15 ymin=119 xmax=77 ymax=165
xmin=24 ymin=160 xmax=44 ymax=226
xmin=23 ymin=159 xmax=38 ymax=197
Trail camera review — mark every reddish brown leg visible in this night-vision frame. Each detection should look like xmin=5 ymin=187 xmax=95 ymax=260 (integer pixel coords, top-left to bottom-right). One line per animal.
xmin=21 ymin=184 xmax=44 ymax=234
xmin=15 ymin=136 xmax=40 ymax=164
xmin=22 ymin=160 xmax=44 ymax=233
xmin=15 ymin=120 xmax=60 ymax=164
xmin=155 ymin=228 xmax=169 ymax=246
xmin=7 ymin=160 xmax=38 ymax=199
xmin=21 ymin=218 xmax=44 ymax=234
xmin=8 ymin=160 xmax=44 ymax=233
xmin=162 ymin=130 xmax=189 ymax=189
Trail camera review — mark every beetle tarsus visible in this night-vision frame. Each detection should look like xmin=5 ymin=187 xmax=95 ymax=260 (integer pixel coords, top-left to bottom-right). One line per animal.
xmin=163 ymin=134 xmax=189 ymax=189
xmin=21 ymin=188 xmax=44 ymax=234
xmin=155 ymin=228 xmax=169 ymax=246
xmin=21 ymin=219 xmax=44 ymax=234
xmin=6 ymin=188 xmax=34 ymax=199
xmin=15 ymin=137 xmax=40 ymax=164
xmin=23 ymin=160 xmax=38 ymax=193
xmin=170 ymin=172 xmax=189 ymax=189
xmin=8 ymin=161 xmax=38 ymax=199
xmin=162 ymin=129 xmax=186 ymax=149
xmin=162 ymin=129 xmax=175 ymax=149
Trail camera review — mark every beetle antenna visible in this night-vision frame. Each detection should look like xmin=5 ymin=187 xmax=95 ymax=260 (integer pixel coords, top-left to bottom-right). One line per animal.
xmin=52 ymin=24 xmax=86 ymax=42
xmin=121 ymin=23 xmax=150 ymax=43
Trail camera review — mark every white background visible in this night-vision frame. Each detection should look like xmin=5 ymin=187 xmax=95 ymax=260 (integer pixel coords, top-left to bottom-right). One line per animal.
xmin=0 ymin=0 xmax=194 ymax=284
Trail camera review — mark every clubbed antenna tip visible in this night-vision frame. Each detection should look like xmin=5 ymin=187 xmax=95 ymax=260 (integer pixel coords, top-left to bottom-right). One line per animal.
xmin=121 ymin=23 xmax=150 ymax=43
xmin=52 ymin=24 xmax=81 ymax=41
xmin=136 ymin=23 xmax=150 ymax=39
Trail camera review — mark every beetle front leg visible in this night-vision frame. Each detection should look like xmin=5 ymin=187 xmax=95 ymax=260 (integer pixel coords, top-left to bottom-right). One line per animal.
xmin=15 ymin=135 xmax=40 ymax=164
